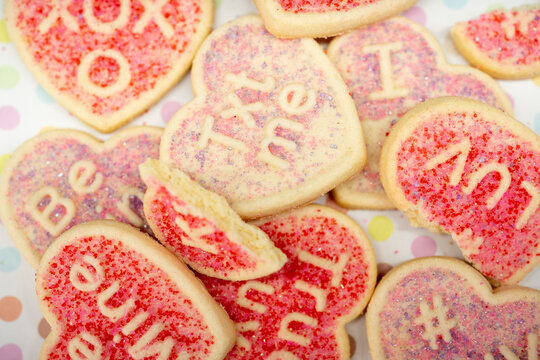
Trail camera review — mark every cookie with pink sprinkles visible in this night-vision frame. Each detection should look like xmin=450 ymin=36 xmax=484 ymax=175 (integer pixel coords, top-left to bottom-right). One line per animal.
xmin=4 ymin=0 xmax=212 ymax=132
xmin=328 ymin=16 xmax=512 ymax=210
xmin=140 ymin=159 xmax=287 ymax=281
xmin=452 ymin=4 xmax=540 ymax=79
xmin=380 ymin=97 xmax=540 ymax=285
xmin=253 ymin=0 xmax=418 ymax=38
xmin=367 ymin=257 xmax=540 ymax=360
xmin=0 ymin=127 xmax=162 ymax=269
xmin=161 ymin=15 xmax=366 ymax=220
xmin=37 ymin=220 xmax=235 ymax=360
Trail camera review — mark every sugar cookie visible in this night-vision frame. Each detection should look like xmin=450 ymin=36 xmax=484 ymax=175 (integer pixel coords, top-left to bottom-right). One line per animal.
xmin=367 ymin=257 xmax=540 ymax=359
xmin=161 ymin=16 xmax=366 ymax=219
xmin=140 ymin=159 xmax=287 ymax=281
xmin=328 ymin=17 xmax=512 ymax=210
xmin=380 ymin=97 xmax=540 ymax=284
xmin=4 ymin=0 xmax=212 ymax=132
xmin=37 ymin=220 xmax=235 ymax=360
xmin=253 ymin=0 xmax=417 ymax=39
xmin=0 ymin=127 xmax=162 ymax=268
xmin=200 ymin=205 xmax=377 ymax=359
xmin=452 ymin=5 xmax=540 ymax=80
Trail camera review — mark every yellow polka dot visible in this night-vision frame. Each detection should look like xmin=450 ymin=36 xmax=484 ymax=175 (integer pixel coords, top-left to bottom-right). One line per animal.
xmin=486 ymin=3 xmax=506 ymax=12
xmin=39 ymin=126 xmax=57 ymax=134
xmin=0 ymin=20 xmax=10 ymax=43
xmin=368 ymin=215 xmax=393 ymax=241
xmin=533 ymin=76 xmax=540 ymax=87
xmin=0 ymin=154 xmax=11 ymax=174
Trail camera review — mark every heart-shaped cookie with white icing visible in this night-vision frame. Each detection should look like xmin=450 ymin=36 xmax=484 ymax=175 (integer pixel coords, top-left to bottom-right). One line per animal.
xmin=0 ymin=127 xmax=162 ymax=268
xmin=199 ymin=205 xmax=377 ymax=359
xmin=380 ymin=97 xmax=540 ymax=284
xmin=4 ymin=0 xmax=212 ymax=132
xmin=161 ymin=15 xmax=366 ymax=219
xmin=367 ymin=257 xmax=539 ymax=359
xmin=37 ymin=220 xmax=235 ymax=360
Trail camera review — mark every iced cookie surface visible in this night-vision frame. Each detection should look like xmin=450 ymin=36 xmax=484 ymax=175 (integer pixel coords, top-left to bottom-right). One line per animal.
xmin=0 ymin=127 xmax=162 ymax=268
xmin=140 ymin=159 xmax=286 ymax=281
xmin=253 ymin=0 xmax=417 ymax=38
xmin=199 ymin=205 xmax=377 ymax=359
xmin=4 ymin=0 xmax=212 ymax=132
xmin=161 ymin=16 xmax=366 ymax=219
xmin=367 ymin=257 xmax=540 ymax=360
xmin=380 ymin=97 xmax=540 ymax=284
xmin=452 ymin=5 xmax=540 ymax=79
xmin=328 ymin=16 xmax=512 ymax=210
xmin=37 ymin=220 xmax=235 ymax=360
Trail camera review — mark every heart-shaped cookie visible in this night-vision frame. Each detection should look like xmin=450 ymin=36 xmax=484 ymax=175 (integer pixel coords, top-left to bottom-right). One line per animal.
xmin=328 ymin=16 xmax=512 ymax=210
xmin=4 ymin=0 xmax=212 ymax=132
xmin=452 ymin=5 xmax=540 ymax=80
xmin=367 ymin=257 xmax=539 ymax=359
xmin=199 ymin=205 xmax=377 ymax=359
xmin=161 ymin=15 xmax=366 ymax=219
xmin=380 ymin=97 xmax=540 ymax=284
xmin=37 ymin=220 xmax=235 ymax=360
xmin=0 ymin=126 xmax=162 ymax=268
xmin=140 ymin=159 xmax=287 ymax=281
xmin=253 ymin=0 xmax=418 ymax=38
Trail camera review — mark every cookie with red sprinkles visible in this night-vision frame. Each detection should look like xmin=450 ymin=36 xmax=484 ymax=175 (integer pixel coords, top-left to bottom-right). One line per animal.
xmin=253 ymin=0 xmax=418 ymax=38
xmin=367 ymin=256 xmax=540 ymax=359
xmin=380 ymin=97 xmax=540 ymax=285
xmin=37 ymin=220 xmax=235 ymax=360
xmin=4 ymin=0 xmax=213 ymax=132
xmin=199 ymin=205 xmax=377 ymax=359
xmin=451 ymin=4 xmax=540 ymax=79
xmin=140 ymin=159 xmax=287 ymax=281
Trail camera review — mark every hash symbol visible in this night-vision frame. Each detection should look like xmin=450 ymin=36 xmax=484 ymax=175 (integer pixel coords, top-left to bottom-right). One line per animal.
xmin=414 ymin=295 xmax=457 ymax=350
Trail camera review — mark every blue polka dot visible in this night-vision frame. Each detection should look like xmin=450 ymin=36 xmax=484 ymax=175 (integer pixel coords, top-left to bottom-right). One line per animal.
xmin=443 ymin=0 xmax=468 ymax=10
xmin=0 ymin=247 xmax=21 ymax=272
xmin=36 ymin=85 xmax=54 ymax=104
xmin=534 ymin=113 xmax=540 ymax=134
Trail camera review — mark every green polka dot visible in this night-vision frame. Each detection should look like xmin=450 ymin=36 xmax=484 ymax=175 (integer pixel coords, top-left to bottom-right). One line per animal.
xmin=214 ymin=0 xmax=223 ymax=9
xmin=0 ymin=66 xmax=19 ymax=89
xmin=368 ymin=215 xmax=393 ymax=241
xmin=0 ymin=154 xmax=11 ymax=174
xmin=0 ymin=20 xmax=10 ymax=43
xmin=486 ymin=3 xmax=506 ymax=12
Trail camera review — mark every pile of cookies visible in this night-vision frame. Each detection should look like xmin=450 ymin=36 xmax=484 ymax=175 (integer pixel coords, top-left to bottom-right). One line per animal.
xmin=1 ymin=0 xmax=539 ymax=359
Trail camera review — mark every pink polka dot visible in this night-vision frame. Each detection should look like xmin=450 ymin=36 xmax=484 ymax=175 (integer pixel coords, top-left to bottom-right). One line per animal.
xmin=0 ymin=344 xmax=22 ymax=360
xmin=402 ymin=6 xmax=426 ymax=26
xmin=0 ymin=106 xmax=20 ymax=130
xmin=161 ymin=101 xmax=182 ymax=124
xmin=411 ymin=235 xmax=437 ymax=257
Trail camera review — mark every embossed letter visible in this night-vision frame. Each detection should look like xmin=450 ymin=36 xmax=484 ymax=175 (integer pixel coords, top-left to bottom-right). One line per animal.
xmin=198 ymin=116 xmax=248 ymax=152
xmin=174 ymin=214 xmax=218 ymax=254
xmin=221 ymin=94 xmax=262 ymax=128
xmin=236 ymin=321 xmax=260 ymax=351
xmin=128 ymin=323 xmax=175 ymax=360
xmin=278 ymin=313 xmax=318 ymax=347
xmin=362 ymin=42 xmax=409 ymax=100
xmin=117 ymin=187 xmax=145 ymax=227
xmin=78 ymin=49 xmax=131 ymax=97
xmin=225 ymin=72 xmax=275 ymax=92
xmin=425 ymin=139 xmax=471 ymax=186
xmin=278 ymin=84 xmax=316 ymax=115
xmin=69 ymin=255 xmax=104 ymax=292
xmin=97 ymin=281 xmax=135 ymax=322
xmin=462 ymin=162 xmax=511 ymax=210
xmin=68 ymin=160 xmax=104 ymax=194
xmin=26 ymin=186 xmax=76 ymax=236
xmin=38 ymin=0 xmax=79 ymax=34
xmin=413 ymin=295 xmax=457 ymax=350
xmin=68 ymin=333 xmax=102 ymax=360
xmin=297 ymin=251 xmax=349 ymax=288
xmin=294 ymin=280 xmax=326 ymax=311
xmin=83 ymin=0 xmax=130 ymax=34
xmin=236 ymin=281 xmax=275 ymax=313
xmin=133 ymin=0 xmax=174 ymax=38
xmin=257 ymin=118 xmax=304 ymax=170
